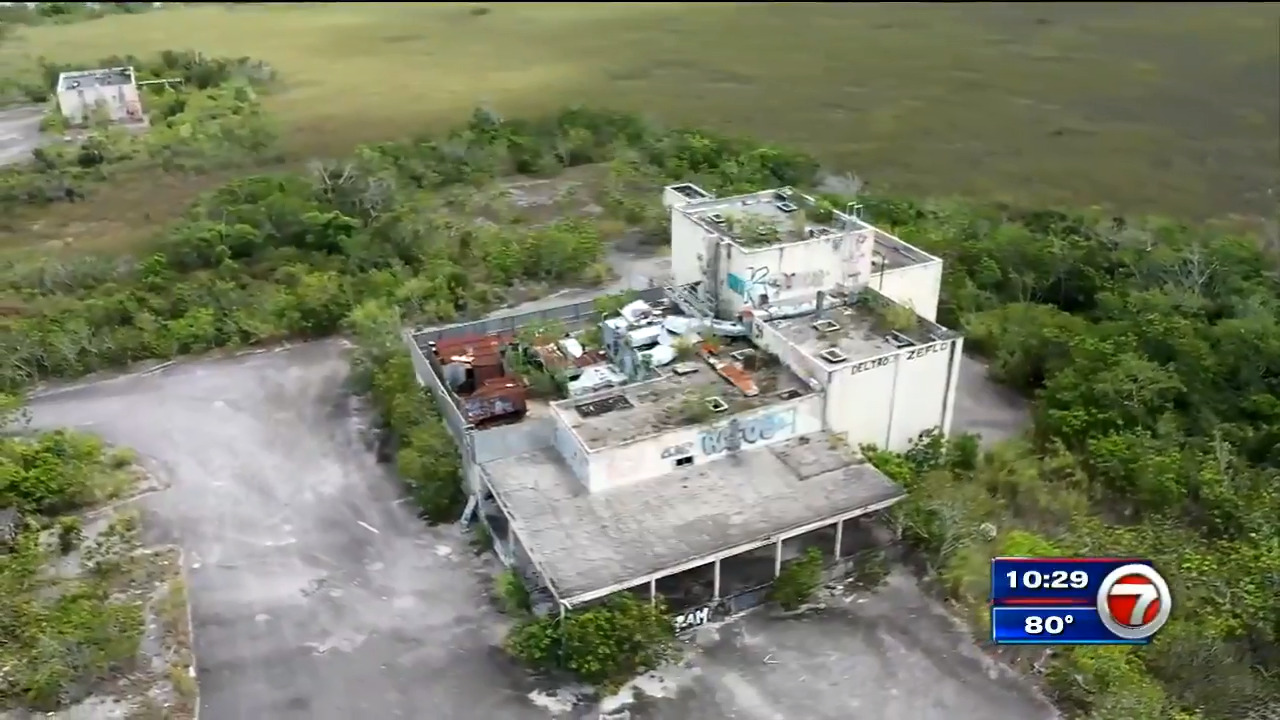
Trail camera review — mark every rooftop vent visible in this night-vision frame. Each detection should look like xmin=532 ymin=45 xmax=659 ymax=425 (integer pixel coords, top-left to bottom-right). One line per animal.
xmin=775 ymin=187 xmax=795 ymax=201
xmin=730 ymin=349 xmax=755 ymax=363
xmin=707 ymin=212 xmax=727 ymax=224
xmin=885 ymin=332 xmax=915 ymax=349
xmin=671 ymin=362 xmax=701 ymax=376
xmin=575 ymin=394 xmax=635 ymax=418
xmin=741 ymin=198 xmax=756 ymax=206
xmin=812 ymin=319 xmax=841 ymax=333
xmin=776 ymin=201 xmax=799 ymax=214
xmin=776 ymin=388 xmax=803 ymax=401
xmin=819 ymin=347 xmax=849 ymax=364
xmin=705 ymin=396 xmax=730 ymax=413
xmin=672 ymin=183 xmax=710 ymax=200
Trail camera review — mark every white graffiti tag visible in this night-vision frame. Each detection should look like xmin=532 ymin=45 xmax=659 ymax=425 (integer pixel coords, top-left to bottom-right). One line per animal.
xmin=672 ymin=605 xmax=712 ymax=632
xmin=699 ymin=409 xmax=797 ymax=456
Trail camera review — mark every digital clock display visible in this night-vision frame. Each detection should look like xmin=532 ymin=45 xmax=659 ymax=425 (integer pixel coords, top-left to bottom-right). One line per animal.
xmin=1004 ymin=568 xmax=1089 ymax=591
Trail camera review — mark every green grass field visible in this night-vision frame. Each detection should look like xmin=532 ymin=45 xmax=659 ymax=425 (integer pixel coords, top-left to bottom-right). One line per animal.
xmin=2 ymin=2 xmax=1277 ymax=217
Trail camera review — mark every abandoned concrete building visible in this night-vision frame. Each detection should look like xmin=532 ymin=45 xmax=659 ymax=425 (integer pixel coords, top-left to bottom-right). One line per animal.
xmin=405 ymin=184 xmax=962 ymax=628
xmin=55 ymin=66 xmax=144 ymax=126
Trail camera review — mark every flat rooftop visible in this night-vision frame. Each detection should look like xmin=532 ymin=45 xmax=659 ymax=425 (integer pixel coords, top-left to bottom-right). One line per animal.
xmin=873 ymin=230 xmax=937 ymax=270
xmin=679 ymin=188 xmax=851 ymax=248
xmin=768 ymin=293 xmax=957 ymax=369
xmin=552 ymin=340 xmax=813 ymax=450
xmin=482 ymin=433 xmax=906 ymax=602
xmin=58 ymin=67 xmax=135 ymax=92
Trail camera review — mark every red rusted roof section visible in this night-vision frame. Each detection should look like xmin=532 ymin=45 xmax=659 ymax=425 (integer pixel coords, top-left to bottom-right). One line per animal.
xmin=433 ymin=334 xmax=507 ymax=366
xmin=700 ymin=351 xmax=760 ymax=397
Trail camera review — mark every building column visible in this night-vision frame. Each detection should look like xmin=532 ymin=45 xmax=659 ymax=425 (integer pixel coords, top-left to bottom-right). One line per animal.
xmin=773 ymin=538 xmax=783 ymax=577
xmin=834 ymin=518 xmax=845 ymax=561
xmin=713 ymin=558 xmax=722 ymax=600
xmin=649 ymin=577 xmax=657 ymax=606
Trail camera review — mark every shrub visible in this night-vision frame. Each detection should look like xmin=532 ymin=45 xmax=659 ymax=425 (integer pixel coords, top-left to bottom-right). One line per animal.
xmin=770 ymin=546 xmax=824 ymax=611
xmin=505 ymin=593 xmax=675 ymax=689
xmin=494 ymin=569 xmax=531 ymax=615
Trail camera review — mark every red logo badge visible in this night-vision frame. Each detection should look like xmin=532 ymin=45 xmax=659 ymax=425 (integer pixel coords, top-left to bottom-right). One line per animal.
xmin=1095 ymin=564 xmax=1172 ymax=640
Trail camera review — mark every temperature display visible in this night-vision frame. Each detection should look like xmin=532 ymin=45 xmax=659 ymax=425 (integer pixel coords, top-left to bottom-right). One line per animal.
xmin=991 ymin=607 xmax=1139 ymax=644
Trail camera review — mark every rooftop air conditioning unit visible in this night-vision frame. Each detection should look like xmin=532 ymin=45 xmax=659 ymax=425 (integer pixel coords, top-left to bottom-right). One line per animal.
xmin=812 ymin=319 xmax=841 ymax=333
xmin=708 ymin=212 xmax=727 ymax=224
xmin=819 ymin=348 xmax=849 ymax=364
xmin=776 ymin=201 xmax=799 ymax=213
xmin=705 ymin=396 xmax=730 ymax=413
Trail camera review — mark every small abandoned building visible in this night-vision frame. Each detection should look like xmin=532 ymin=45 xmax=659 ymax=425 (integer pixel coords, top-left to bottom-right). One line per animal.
xmin=55 ymin=66 xmax=144 ymax=126
xmin=405 ymin=184 xmax=961 ymax=629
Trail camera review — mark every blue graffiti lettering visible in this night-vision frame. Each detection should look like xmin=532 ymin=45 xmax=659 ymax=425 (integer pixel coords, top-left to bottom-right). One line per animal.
xmin=699 ymin=408 xmax=797 ymax=456
xmin=726 ymin=266 xmax=771 ymax=306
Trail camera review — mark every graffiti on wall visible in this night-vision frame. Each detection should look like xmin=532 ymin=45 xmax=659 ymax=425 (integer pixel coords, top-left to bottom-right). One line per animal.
xmin=782 ymin=269 xmax=825 ymax=290
xmin=661 ymin=442 xmax=693 ymax=460
xmin=699 ymin=408 xmax=798 ymax=456
xmin=848 ymin=356 xmax=893 ymax=375
xmin=672 ymin=604 xmax=713 ymax=633
xmin=906 ymin=341 xmax=952 ymax=361
xmin=726 ymin=266 xmax=770 ymax=306
xmin=728 ymin=266 xmax=827 ymax=306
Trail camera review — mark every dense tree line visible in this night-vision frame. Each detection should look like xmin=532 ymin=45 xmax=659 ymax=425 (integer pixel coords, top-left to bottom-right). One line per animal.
xmin=0 ymin=91 xmax=1274 ymax=716
xmin=858 ymin=198 xmax=1280 ymax=717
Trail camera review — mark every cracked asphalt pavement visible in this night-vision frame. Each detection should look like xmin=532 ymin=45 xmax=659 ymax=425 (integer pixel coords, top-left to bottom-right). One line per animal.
xmin=0 ymin=105 xmax=44 ymax=167
xmin=25 ymin=339 xmax=1047 ymax=720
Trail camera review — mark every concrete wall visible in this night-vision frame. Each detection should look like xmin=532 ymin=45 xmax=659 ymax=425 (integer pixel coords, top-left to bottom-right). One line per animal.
xmin=58 ymin=83 xmax=140 ymax=124
xmin=670 ymin=208 xmax=710 ymax=288
xmin=823 ymin=337 xmax=963 ymax=450
xmin=747 ymin=317 xmax=828 ymax=389
xmin=402 ymin=330 xmax=471 ymax=445
xmin=552 ymin=414 xmax=591 ymax=487
xmin=719 ymin=230 xmax=874 ymax=317
xmin=584 ymin=393 xmax=824 ymax=492
xmin=870 ymin=259 xmax=944 ymax=322
xmin=473 ymin=420 xmax=554 ymax=464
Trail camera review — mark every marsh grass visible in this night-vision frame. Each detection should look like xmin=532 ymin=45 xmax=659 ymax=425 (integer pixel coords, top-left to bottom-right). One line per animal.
xmin=0 ymin=1 xmax=1275 ymax=254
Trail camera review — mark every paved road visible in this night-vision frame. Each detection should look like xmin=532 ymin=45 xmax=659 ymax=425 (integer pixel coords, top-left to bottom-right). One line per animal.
xmin=29 ymin=343 xmax=545 ymax=720
xmin=0 ymin=105 xmax=44 ymax=167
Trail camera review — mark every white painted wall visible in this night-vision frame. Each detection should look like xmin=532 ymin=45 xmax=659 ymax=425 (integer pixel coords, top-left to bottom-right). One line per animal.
xmin=57 ymin=83 xmax=141 ymax=124
xmin=824 ymin=337 xmax=963 ymax=451
xmin=886 ymin=337 xmax=962 ymax=448
xmin=670 ymin=208 xmax=710 ymax=288
xmin=584 ymin=393 xmax=824 ymax=492
xmin=870 ymin=260 xmax=943 ymax=322
xmin=552 ymin=414 xmax=591 ymax=488
xmin=719 ymin=230 xmax=875 ymax=316
xmin=824 ymin=351 xmax=897 ymax=449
